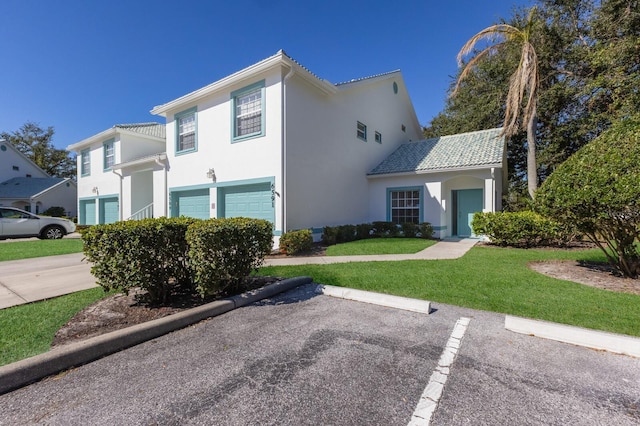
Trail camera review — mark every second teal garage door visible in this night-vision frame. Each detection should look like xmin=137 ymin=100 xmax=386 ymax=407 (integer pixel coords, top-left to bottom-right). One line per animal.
xmin=172 ymin=189 xmax=210 ymax=219
xmin=221 ymin=183 xmax=273 ymax=223
xmin=99 ymin=197 xmax=119 ymax=224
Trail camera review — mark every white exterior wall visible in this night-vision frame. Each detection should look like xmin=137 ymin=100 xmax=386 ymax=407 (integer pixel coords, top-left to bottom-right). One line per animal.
xmin=76 ymin=139 xmax=121 ymax=202
xmin=34 ymin=182 xmax=78 ymax=217
xmin=0 ymin=142 xmax=49 ymax=181
xmin=120 ymin=135 xmax=165 ymax=163
xmin=165 ymin=70 xmax=283 ymax=231
xmin=284 ymin=73 xmax=421 ymax=232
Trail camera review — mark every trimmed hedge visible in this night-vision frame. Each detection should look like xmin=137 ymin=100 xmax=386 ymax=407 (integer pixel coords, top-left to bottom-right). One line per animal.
xmin=83 ymin=217 xmax=273 ymax=303
xmin=322 ymin=221 xmax=434 ymax=246
xmin=279 ymin=229 xmax=313 ymax=255
xmin=186 ymin=218 xmax=273 ymax=297
xmin=82 ymin=217 xmax=196 ymax=304
xmin=472 ymin=211 xmax=574 ymax=248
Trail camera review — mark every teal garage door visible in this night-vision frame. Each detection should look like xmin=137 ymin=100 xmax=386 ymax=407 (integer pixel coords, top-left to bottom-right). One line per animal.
xmin=173 ymin=189 xmax=210 ymax=219
xmin=80 ymin=200 xmax=96 ymax=225
xmin=222 ymin=183 xmax=273 ymax=222
xmin=99 ymin=197 xmax=119 ymax=224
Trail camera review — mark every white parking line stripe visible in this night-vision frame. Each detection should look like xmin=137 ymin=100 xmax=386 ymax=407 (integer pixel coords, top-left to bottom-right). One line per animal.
xmin=408 ymin=317 xmax=471 ymax=425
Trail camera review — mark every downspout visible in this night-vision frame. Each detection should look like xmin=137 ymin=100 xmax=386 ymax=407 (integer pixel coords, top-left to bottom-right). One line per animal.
xmin=281 ymin=64 xmax=295 ymax=236
xmin=490 ymin=167 xmax=496 ymax=212
xmin=112 ymin=170 xmax=124 ymax=220
xmin=154 ymin=155 xmax=168 ymax=217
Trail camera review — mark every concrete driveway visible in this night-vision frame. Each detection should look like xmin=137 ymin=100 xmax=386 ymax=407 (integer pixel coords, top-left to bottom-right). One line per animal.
xmin=1 ymin=284 xmax=638 ymax=425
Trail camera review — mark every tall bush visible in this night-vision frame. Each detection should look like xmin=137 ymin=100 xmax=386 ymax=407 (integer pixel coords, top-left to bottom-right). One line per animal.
xmin=186 ymin=217 xmax=273 ymax=297
xmin=82 ymin=217 xmax=196 ymax=303
xmin=536 ymin=114 xmax=640 ymax=277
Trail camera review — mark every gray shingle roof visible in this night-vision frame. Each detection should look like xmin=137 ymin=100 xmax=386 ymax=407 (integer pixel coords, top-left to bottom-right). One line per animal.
xmin=369 ymin=128 xmax=505 ymax=175
xmin=335 ymin=70 xmax=401 ymax=86
xmin=114 ymin=123 xmax=165 ymax=139
xmin=0 ymin=177 xmax=67 ymax=198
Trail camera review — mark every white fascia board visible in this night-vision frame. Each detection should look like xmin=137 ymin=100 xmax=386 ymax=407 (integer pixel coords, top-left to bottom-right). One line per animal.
xmin=2 ymin=141 xmax=50 ymax=177
xmin=112 ymin=153 xmax=167 ymax=170
xmin=67 ymin=127 xmax=117 ymax=152
xmin=150 ymin=52 xmax=336 ymax=117
xmin=67 ymin=127 xmax=165 ymax=153
xmin=334 ymin=70 xmax=402 ymax=91
xmin=367 ymin=163 xmax=503 ymax=179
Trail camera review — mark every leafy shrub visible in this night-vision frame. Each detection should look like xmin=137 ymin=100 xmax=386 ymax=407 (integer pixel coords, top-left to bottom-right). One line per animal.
xmin=186 ymin=217 xmax=273 ymax=297
xmin=322 ymin=226 xmax=338 ymax=245
xmin=419 ymin=222 xmax=434 ymax=239
xmin=536 ymin=114 xmax=640 ymax=277
xmin=279 ymin=229 xmax=313 ymax=255
xmin=472 ymin=211 xmax=567 ymax=248
xmin=356 ymin=223 xmax=373 ymax=240
xmin=371 ymin=221 xmax=400 ymax=238
xmin=42 ymin=206 xmax=66 ymax=217
xmin=82 ymin=217 xmax=196 ymax=304
xmin=401 ymin=222 xmax=419 ymax=238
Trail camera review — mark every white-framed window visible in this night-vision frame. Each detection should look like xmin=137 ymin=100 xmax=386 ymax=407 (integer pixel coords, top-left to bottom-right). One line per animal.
xmin=232 ymin=81 xmax=265 ymax=141
xmin=103 ymin=139 xmax=115 ymax=170
xmin=176 ymin=108 xmax=197 ymax=153
xmin=389 ymin=188 xmax=421 ymax=224
xmin=375 ymin=131 xmax=382 ymax=144
xmin=357 ymin=121 xmax=367 ymax=141
xmin=81 ymin=149 xmax=90 ymax=176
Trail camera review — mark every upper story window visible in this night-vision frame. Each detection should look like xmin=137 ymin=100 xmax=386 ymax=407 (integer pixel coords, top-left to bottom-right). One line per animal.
xmin=176 ymin=107 xmax=197 ymax=153
xmin=103 ymin=139 xmax=115 ymax=170
xmin=357 ymin=121 xmax=367 ymax=141
xmin=81 ymin=149 xmax=90 ymax=176
xmin=232 ymin=80 xmax=265 ymax=142
xmin=375 ymin=131 xmax=382 ymax=144
xmin=12 ymin=166 xmax=19 ymax=171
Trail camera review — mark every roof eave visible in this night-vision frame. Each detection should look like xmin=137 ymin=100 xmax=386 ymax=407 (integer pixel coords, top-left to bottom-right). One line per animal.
xmin=150 ymin=52 xmax=337 ymax=117
xmin=30 ymin=178 xmax=74 ymax=199
xmin=67 ymin=128 xmax=117 ymax=152
xmin=367 ymin=163 xmax=504 ymax=178
xmin=112 ymin=153 xmax=168 ymax=170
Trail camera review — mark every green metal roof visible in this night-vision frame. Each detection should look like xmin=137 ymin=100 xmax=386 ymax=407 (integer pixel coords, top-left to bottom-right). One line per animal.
xmin=369 ymin=128 xmax=505 ymax=176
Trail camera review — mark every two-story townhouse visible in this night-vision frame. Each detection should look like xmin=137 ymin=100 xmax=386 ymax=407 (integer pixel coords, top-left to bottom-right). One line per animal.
xmin=0 ymin=139 xmax=77 ymax=217
xmin=149 ymin=50 xmax=422 ymax=243
xmin=70 ymin=49 xmax=506 ymax=242
xmin=67 ymin=123 xmax=165 ymax=225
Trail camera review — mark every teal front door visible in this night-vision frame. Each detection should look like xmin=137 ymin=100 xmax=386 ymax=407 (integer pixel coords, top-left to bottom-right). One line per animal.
xmin=455 ymin=189 xmax=483 ymax=237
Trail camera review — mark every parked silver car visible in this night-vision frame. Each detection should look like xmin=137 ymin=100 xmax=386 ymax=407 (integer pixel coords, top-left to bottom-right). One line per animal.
xmin=0 ymin=207 xmax=76 ymax=240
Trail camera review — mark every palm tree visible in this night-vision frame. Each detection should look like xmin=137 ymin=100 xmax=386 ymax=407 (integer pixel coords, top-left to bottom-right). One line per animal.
xmin=453 ymin=8 xmax=540 ymax=198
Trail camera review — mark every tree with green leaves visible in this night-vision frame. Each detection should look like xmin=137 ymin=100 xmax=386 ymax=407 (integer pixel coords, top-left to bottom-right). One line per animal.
xmin=1 ymin=122 xmax=76 ymax=179
xmin=536 ymin=114 xmax=640 ymax=278
xmin=452 ymin=7 xmax=541 ymax=199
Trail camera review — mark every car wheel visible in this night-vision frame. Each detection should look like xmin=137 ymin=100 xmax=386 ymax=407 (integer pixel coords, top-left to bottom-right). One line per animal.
xmin=41 ymin=226 xmax=65 ymax=240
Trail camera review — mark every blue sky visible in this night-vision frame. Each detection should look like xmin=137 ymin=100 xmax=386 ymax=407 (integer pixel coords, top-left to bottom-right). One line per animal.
xmin=0 ymin=0 xmax=531 ymax=150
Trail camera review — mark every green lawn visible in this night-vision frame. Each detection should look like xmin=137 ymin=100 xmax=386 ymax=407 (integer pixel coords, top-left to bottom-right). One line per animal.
xmin=0 ymin=287 xmax=110 ymax=366
xmin=0 ymin=239 xmax=84 ymax=261
xmin=260 ymin=243 xmax=640 ymax=337
xmin=325 ymin=238 xmax=436 ymax=256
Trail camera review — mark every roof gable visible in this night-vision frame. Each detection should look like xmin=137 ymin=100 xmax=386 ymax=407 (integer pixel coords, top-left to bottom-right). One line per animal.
xmin=369 ymin=128 xmax=505 ymax=176
xmin=67 ymin=122 xmax=165 ymax=151
xmin=0 ymin=177 xmax=68 ymax=198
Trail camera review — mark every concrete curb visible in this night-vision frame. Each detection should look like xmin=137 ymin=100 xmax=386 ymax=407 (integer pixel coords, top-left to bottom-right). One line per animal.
xmin=316 ymin=284 xmax=431 ymax=314
xmin=505 ymin=315 xmax=640 ymax=358
xmin=0 ymin=276 xmax=312 ymax=395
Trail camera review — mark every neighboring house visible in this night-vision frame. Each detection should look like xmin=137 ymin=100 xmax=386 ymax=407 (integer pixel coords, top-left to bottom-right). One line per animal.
xmin=69 ymin=50 xmax=506 ymax=241
xmin=67 ymin=123 xmax=166 ymax=225
xmin=0 ymin=140 xmax=77 ymax=217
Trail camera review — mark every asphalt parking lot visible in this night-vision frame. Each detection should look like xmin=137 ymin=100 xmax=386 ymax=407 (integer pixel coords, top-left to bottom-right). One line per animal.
xmin=1 ymin=284 xmax=639 ymax=425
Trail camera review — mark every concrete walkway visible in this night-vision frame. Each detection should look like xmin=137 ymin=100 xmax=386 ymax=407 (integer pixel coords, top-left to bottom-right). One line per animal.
xmin=0 ymin=238 xmax=477 ymax=309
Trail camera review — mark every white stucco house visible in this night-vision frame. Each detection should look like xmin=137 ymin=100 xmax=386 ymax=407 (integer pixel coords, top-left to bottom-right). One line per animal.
xmin=68 ymin=50 xmax=506 ymax=240
xmin=0 ymin=140 xmax=77 ymax=217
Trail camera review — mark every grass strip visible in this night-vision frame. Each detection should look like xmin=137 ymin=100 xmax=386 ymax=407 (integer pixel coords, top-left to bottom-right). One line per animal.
xmin=325 ymin=238 xmax=436 ymax=256
xmin=0 ymin=239 xmax=84 ymax=262
xmin=260 ymin=245 xmax=640 ymax=337
xmin=0 ymin=287 xmax=109 ymax=366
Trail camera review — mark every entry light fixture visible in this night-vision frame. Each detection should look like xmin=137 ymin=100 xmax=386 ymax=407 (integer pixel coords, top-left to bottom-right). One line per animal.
xmin=206 ymin=168 xmax=216 ymax=182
